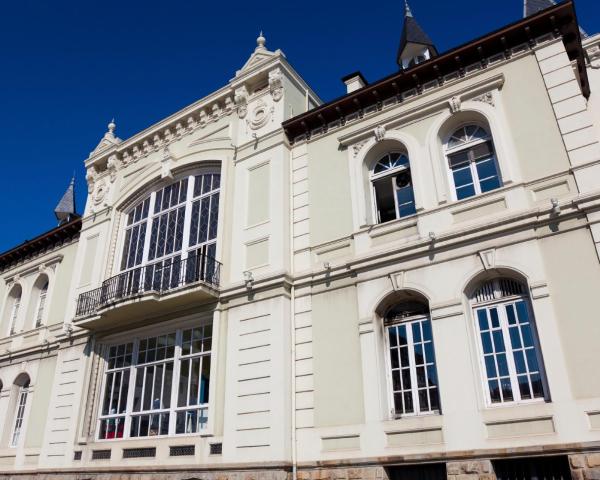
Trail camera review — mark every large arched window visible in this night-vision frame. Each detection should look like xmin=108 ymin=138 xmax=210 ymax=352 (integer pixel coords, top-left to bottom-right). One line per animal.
xmin=10 ymin=374 xmax=30 ymax=447
xmin=6 ymin=285 xmax=22 ymax=336
xmin=371 ymin=152 xmax=416 ymax=224
xmin=471 ymin=278 xmax=547 ymax=405
xmin=444 ymin=124 xmax=501 ymax=200
xmin=384 ymin=299 xmax=440 ymax=417
xmin=119 ymin=171 xmax=220 ymax=285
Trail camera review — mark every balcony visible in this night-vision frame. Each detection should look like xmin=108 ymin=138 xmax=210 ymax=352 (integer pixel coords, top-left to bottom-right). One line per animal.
xmin=75 ymin=252 xmax=221 ymax=330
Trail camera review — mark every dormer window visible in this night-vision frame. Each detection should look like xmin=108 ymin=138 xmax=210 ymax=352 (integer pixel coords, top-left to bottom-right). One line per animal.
xmin=371 ymin=152 xmax=416 ymax=224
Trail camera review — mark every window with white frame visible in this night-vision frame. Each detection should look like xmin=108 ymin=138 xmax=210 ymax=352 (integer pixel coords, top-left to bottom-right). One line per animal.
xmin=98 ymin=324 xmax=212 ymax=440
xmin=445 ymin=125 xmax=501 ymax=200
xmin=371 ymin=152 xmax=416 ymax=224
xmin=385 ymin=301 xmax=440 ymax=417
xmin=10 ymin=378 xmax=30 ymax=447
xmin=8 ymin=286 xmax=22 ymax=336
xmin=34 ymin=281 xmax=48 ymax=328
xmin=120 ymin=172 xmax=220 ymax=287
xmin=472 ymin=278 xmax=547 ymax=405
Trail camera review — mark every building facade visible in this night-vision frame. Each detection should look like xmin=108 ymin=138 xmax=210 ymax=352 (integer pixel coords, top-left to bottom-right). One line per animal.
xmin=1 ymin=1 xmax=600 ymax=479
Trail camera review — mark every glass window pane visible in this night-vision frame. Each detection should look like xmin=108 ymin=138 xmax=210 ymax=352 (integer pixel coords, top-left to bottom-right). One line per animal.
xmin=479 ymin=176 xmax=501 ymax=193
xmin=452 ymin=165 xmax=473 ymax=188
xmin=456 ymin=183 xmax=476 ymax=200
xmin=374 ymin=177 xmax=396 ymax=223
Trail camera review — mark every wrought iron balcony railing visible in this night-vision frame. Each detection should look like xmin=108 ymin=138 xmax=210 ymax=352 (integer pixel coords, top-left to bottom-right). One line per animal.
xmin=76 ymin=252 xmax=221 ymax=318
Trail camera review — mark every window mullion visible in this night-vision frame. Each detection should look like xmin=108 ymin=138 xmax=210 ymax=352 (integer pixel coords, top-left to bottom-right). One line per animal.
xmin=180 ymin=175 xmax=195 ymax=261
xmin=169 ymin=330 xmax=183 ymax=436
xmin=498 ymin=303 xmax=521 ymax=402
xmin=391 ymin=176 xmax=401 ymax=220
xmin=141 ymin=194 xmax=156 ymax=267
xmin=123 ymin=342 xmax=138 ymax=439
xmin=406 ymin=322 xmax=420 ymax=415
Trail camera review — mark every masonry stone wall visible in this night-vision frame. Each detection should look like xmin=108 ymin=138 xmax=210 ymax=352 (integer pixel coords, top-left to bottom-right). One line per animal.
xmin=570 ymin=453 xmax=600 ymax=480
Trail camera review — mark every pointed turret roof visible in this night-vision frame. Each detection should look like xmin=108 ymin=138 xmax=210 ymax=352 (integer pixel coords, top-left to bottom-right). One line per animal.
xmin=397 ymin=1 xmax=438 ymax=67
xmin=54 ymin=177 xmax=77 ymax=225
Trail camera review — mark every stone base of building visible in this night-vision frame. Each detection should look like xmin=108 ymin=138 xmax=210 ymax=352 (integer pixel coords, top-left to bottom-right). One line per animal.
xmin=3 ymin=452 xmax=600 ymax=480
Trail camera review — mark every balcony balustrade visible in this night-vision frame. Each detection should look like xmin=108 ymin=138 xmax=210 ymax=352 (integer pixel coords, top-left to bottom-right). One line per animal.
xmin=75 ymin=252 xmax=221 ymax=325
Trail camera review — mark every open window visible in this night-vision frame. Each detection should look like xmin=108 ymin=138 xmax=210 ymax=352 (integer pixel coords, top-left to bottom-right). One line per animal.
xmin=444 ymin=124 xmax=501 ymax=201
xmin=371 ymin=152 xmax=416 ymax=224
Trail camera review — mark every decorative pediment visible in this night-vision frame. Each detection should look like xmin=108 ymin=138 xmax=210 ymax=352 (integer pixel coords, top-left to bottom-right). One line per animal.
xmin=90 ymin=120 xmax=122 ymax=156
xmin=237 ymin=32 xmax=277 ymax=75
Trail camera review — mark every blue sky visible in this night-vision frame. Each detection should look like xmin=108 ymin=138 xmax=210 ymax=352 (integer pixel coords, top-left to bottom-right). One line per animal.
xmin=0 ymin=0 xmax=598 ymax=252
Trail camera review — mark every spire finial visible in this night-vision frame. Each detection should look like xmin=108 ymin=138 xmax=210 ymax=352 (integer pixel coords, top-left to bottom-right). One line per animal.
xmin=404 ymin=0 xmax=413 ymax=17
xmin=256 ymin=31 xmax=266 ymax=50
xmin=107 ymin=118 xmax=116 ymax=135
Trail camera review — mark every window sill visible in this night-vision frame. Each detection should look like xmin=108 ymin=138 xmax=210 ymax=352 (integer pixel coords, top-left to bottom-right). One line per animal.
xmin=383 ymin=412 xmax=443 ymax=430
xmin=480 ymin=399 xmax=552 ymax=422
xmin=363 ymin=216 xmax=418 ymax=240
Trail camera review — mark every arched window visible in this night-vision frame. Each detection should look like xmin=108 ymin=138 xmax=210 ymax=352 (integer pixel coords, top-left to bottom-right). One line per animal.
xmin=7 ymin=285 xmax=22 ymax=336
xmin=371 ymin=152 xmax=416 ymax=224
xmin=120 ymin=171 xmax=220 ymax=287
xmin=471 ymin=278 xmax=547 ymax=405
xmin=34 ymin=279 xmax=49 ymax=328
xmin=445 ymin=124 xmax=501 ymax=200
xmin=10 ymin=375 xmax=30 ymax=447
xmin=384 ymin=300 xmax=440 ymax=417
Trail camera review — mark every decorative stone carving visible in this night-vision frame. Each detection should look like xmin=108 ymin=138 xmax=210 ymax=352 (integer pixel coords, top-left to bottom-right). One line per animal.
xmin=224 ymin=96 xmax=235 ymax=115
xmin=587 ymin=44 xmax=600 ymax=66
xmin=199 ymin=110 xmax=208 ymax=128
xmin=234 ymin=85 xmax=249 ymax=119
xmin=122 ymin=150 xmax=132 ymax=165
xmin=473 ymin=91 xmax=495 ymax=107
xmin=142 ymin=140 xmax=151 ymax=155
xmin=175 ymin=122 xmax=185 ymax=137
xmin=107 ymin=155 xmax=119 ymax=183
xmin=352 ymin=139 xmax=368 ymax=158
xmin=153 ymin=134 xmax=162 ymax=151
xmin=132 ymin=145 xmax=141 ymax=161
xmin=247 ymin=99 xmax=272 ymax=130
xmin=478 ymin=248 xmax=496 ymax=270
xmin=164 ymin=128 xmax=173 ymax=143
xmin=187 ymin=116 xmax=196 ymax=131
xmin=448 ymin=96 xmax=462 ymax=113
xmin=211 ymin=103 xmax=221 ymax=122
xmin=161 ymin=146 xmax=174 ymax=179
xmin=93 ymin=178 xmax=108 ymax=205
xmin=85 ymin=166 xmax=97 ymax=194
xmin=374 ymin=125 xmax=386 ymax=142
xmin=269 ymin=68 xmax=284 ymax=102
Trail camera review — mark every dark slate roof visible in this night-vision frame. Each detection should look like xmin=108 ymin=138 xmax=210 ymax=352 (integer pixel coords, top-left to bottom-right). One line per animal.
xmin=282 ymin=1 xmax=590 ymax=142
xmin=397 ymin=14 xmax=438 ymax=64
xmin=0 ymin=217 xmax=82 ymax=272
xmin=54 ymin=178 xmax=77 ymax=224
xmin=525 ymin=0 xmax=556 ymax=17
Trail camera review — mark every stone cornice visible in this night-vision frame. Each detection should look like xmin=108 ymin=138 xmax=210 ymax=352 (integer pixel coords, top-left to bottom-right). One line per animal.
xmin=84 ymin=52 xmax=320 ymax=179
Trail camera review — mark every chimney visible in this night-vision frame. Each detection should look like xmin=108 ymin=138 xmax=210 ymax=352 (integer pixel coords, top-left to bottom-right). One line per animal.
xmin=342 ymin=72 xmax=368 ymax=94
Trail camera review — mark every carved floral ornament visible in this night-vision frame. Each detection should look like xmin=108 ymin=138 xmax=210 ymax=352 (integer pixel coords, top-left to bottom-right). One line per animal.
xmin=448 ymin=91 xmax=495 ymax=114
xmin=268 ymin=68 xmax=283 ymax=102
xmin=234 ymin=86 xmax=250 ymax=119
xmin=247 ymin=99 xmax=273 ymax=130
xmin=374 ymin=125 xmax=386 ymax=142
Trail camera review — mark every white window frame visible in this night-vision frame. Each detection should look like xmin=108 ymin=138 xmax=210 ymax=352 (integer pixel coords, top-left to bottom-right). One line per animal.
xmin=383 ymin=313 xmax=440 ymax=419
xmin=370 ymin=151 xmax=416 ymax=224
xmin=444 ymin=124 xmax=502 ymax=201
xmin=34 ymin=281 xmax=48 ymax=328
xmin=472 ymin=284 xmax=548 ymax=407
xmin=96 ymin=322 xmax=213 ymax=441
xmin=10 ymin=381 xmax=30 ymax=447
xmin=9 ymin=294 xmax=21 ymax=336
xmin=118 ymin=171 xmax=221 ymax=276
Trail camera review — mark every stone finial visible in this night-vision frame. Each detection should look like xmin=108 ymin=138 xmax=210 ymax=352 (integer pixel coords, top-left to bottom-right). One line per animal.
xmin=107 ymin=118 xmax=116 ymax=136
xmin=256 ymin=31 xmax=266 ymax=51
xmin=405 ymin=0 xmax=413 ymax=17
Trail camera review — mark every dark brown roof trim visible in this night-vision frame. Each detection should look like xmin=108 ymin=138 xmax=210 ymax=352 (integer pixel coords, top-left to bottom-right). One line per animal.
xmin=283 ymin=0 xmax=589 ymax=142
xmin=0 ymin=217 xmax=82 ymax=272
